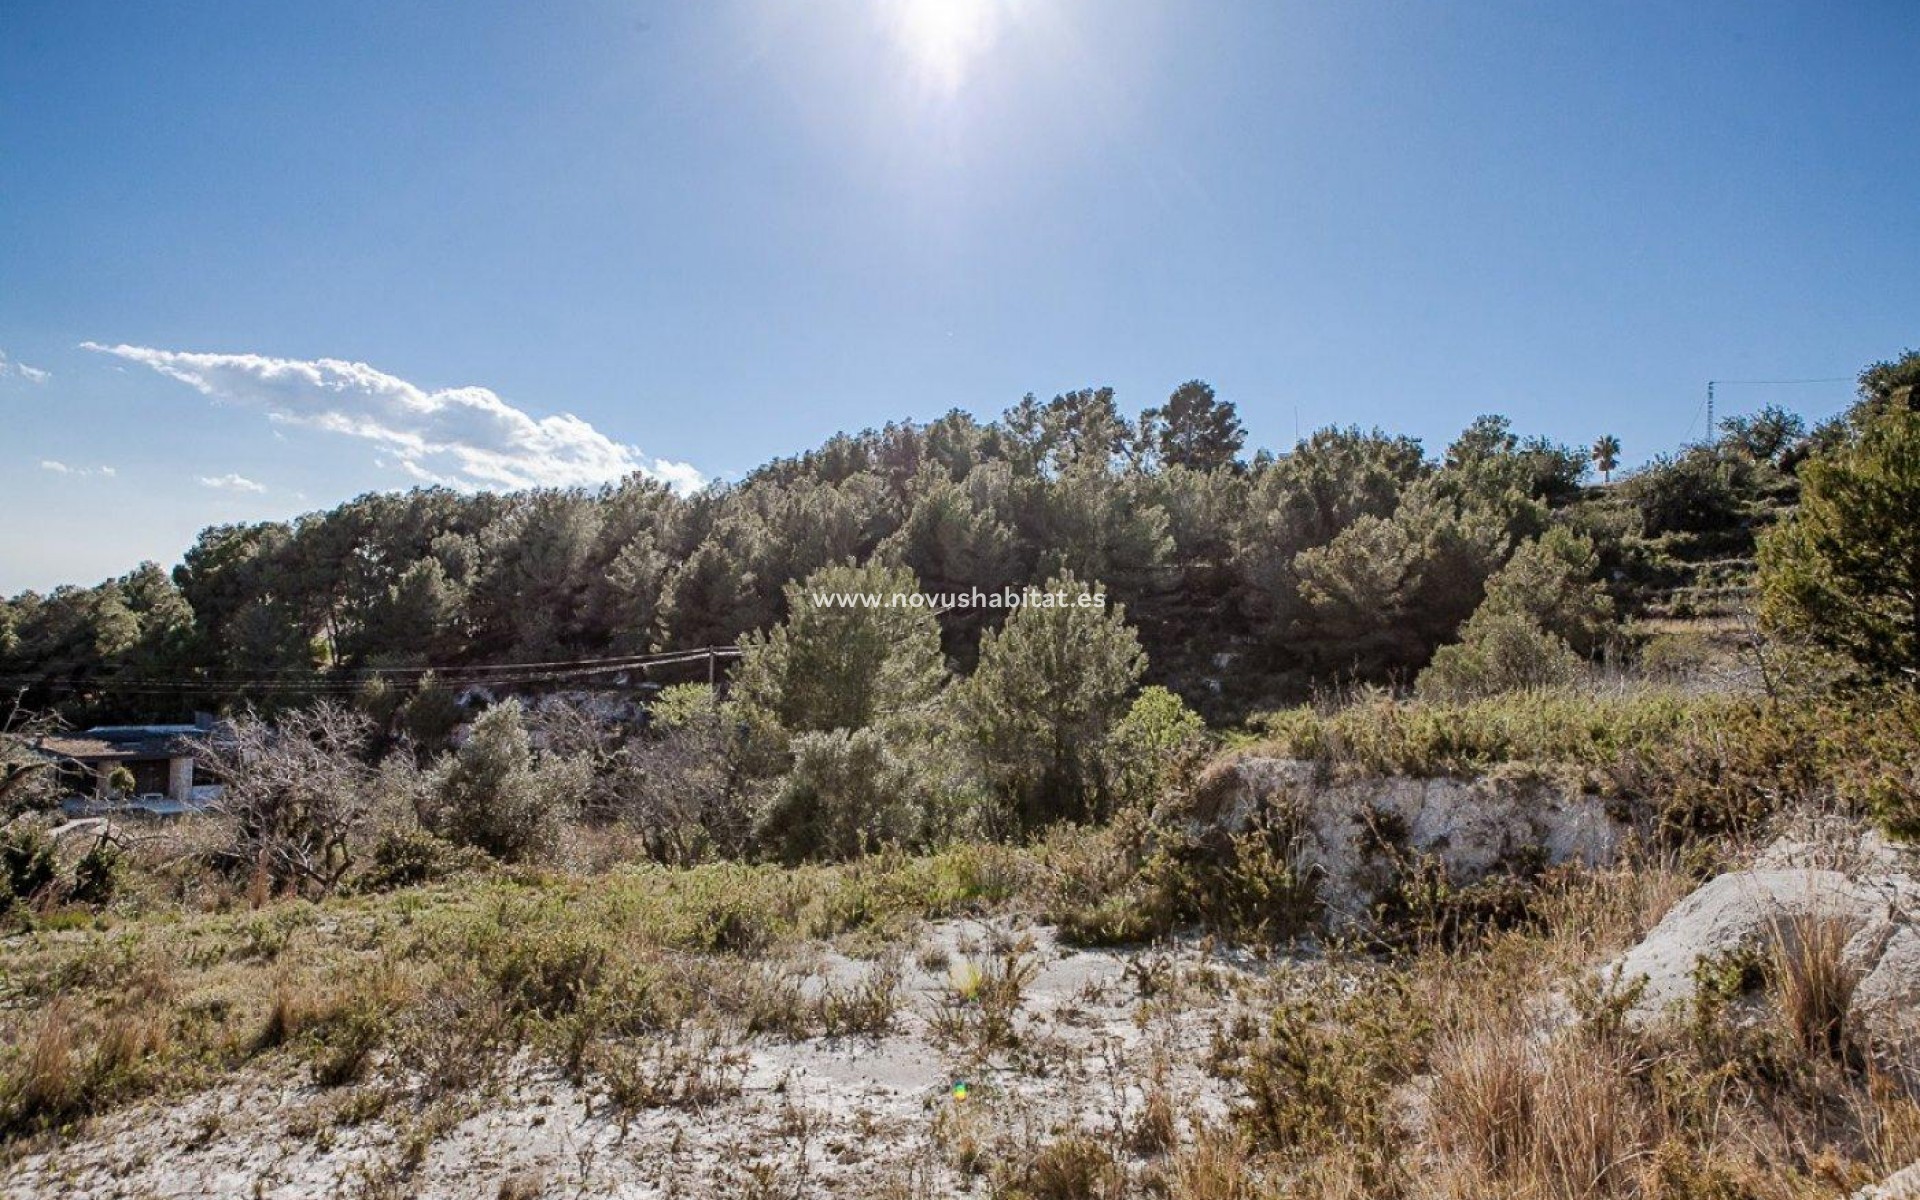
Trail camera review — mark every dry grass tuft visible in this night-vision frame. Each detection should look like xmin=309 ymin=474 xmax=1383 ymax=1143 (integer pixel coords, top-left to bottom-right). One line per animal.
xmin=1770 ymin=908 xmax=1860 ymax=1063
xmin=5 ymin=1001 xmax=82 ymax=1130
xmin=818 ymin=957 xmax=902 ymax=1038
xmin=1129 ymin=1054 xmax=1180 ymax=1158
xmin=1528 ymin=1039 xmax=1646 ymax=1200
xmin=1428 ymin=1021 xmax=1648 ymax=1198
xmin=590 ymin=1024 xmax=747 ymax=1136
xmin=1000 ymin=1133 xmax=1126 ymax=1200
xmin=930 ymin=945 xmax=1038 ymax=1055
xmin=1430 ymin=1024 xmax=1537 ymax=1177
xmin=1160 ymin=1125 xmax=1262 ymax=1200
xmin=495 ymin=1169 xmax=545 ymax=1200
xmin=254 ymin=974 xmax=327 ymax=1051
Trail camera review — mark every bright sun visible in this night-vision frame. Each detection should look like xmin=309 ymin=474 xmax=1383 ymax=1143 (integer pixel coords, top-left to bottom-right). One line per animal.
xmin=884 ymin=0 xmax=1007 ymax=95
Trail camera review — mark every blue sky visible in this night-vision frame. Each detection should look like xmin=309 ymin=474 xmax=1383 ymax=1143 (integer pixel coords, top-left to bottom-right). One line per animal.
xmin=2 ymin=0 xmax=1916 ymax=592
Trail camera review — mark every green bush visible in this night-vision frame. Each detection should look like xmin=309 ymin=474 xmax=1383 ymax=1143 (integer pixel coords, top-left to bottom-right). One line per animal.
xmin=1818 ymin=689 xmax=1920 ymax=841
xmin=1365 ymin=848 xmax=1555 ymax=951
xmin=648 ymin=682 xmax=721 ymax=730
xmin=1040 ymin=802 xmax=1320 ymax=948
xmin=754 ymin=727 xmax=926 ymax=863
xmin=1219 ymin=968 xmax=1430 ymax=1175
xmin=1144 ymin=810 xmax=1320 ymax=944
xmin=1638 ymin=631 xmax=1718 ymax=680
xmin=956 ymin=572 xmax=1146 ymax=829
xmin=1622 ymin=446 xmax=1759 ymax=538
xmin=1105 ymin=685 xmax=1208 ymax=809
xmin=356 ymin=827 xmax=479 ymax=892
xmin=1250 ymin=689 xmax=1738 ymax=776
xmin=0 ymin=827 xmax=56 ymax=910
xmin=1760 ymin=406 xmax=1920 ymax=680
xmin=1416 ymin=611 xmax=1585 ymax=700
xmin=70 ymin=843 xmax=121 ymax=906
xmin=434 ymin=700 xmax=576 ymax=862
xmin=1415 ymin=525 xmax=1612 ymax=700
xmin=489 ymin=925 xmax=611 ymax=1017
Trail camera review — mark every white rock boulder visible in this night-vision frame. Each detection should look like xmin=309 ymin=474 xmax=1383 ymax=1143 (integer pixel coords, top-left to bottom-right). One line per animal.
xmin=1611 ymin=866 xmax=1920 ymax=1035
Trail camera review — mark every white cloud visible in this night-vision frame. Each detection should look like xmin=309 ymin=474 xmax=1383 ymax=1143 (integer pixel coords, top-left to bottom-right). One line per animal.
xmin=650 ymin=458 xmax=708 ymax=493
xmin=199 ymin=472 xmax=267 ymax=494
xmin=41 ymin=460 xmax=115 ymax=477
xmin=83 ymin=343 xmax=704 ymax=493
xmin=1 ymin=350 xmax=50 ymax=383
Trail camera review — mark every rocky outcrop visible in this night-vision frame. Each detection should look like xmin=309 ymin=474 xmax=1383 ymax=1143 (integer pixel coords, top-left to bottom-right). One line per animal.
xmin=1177 ymin=757 xmax=1626 ymax=925
xmin=1609 ymin=836 xmax=1920 ymax=1036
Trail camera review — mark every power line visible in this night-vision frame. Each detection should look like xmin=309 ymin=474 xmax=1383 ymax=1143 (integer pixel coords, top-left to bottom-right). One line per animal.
xmin=60 ymin=645 xmax=744 ymax=683
xmin=0 ymin=645 xmax=745 ymax=697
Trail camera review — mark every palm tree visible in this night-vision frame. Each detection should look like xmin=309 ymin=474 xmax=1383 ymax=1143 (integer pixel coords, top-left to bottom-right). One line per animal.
xmin=1592 ymin=435 xmax=1621 ymax=484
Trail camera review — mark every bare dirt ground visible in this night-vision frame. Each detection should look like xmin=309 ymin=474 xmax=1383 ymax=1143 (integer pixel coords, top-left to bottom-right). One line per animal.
xmin=1 ymin=919 xmax=1265 ymax=1199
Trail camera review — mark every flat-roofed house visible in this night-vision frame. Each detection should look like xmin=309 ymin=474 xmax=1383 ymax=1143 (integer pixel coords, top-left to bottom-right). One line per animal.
xmin=37 ymin=724 xmax=216 ymax=815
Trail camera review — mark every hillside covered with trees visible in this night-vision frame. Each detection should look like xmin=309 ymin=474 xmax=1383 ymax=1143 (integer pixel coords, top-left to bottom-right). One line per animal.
xmin=11 ymin=348 xmax=1915 ymax=725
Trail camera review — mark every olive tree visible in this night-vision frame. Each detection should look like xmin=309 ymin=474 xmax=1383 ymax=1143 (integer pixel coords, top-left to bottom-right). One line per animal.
xmin=433 ymin=699 xmax=578 ymax=862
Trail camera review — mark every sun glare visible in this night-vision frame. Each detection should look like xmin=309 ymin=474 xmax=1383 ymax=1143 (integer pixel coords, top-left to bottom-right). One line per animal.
xmin=883 ymin=0 xmax=1007 ymax=95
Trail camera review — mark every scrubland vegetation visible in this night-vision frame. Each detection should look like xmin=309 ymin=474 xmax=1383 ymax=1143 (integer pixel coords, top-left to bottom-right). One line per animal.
xmin=3 ymin=350 xmax=1920 ymax=1197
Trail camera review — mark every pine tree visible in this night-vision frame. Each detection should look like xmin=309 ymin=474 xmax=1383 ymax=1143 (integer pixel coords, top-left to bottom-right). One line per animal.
xmin=1759 ymin=407 xmax=1920 ymax=679
xmin=955 ymin=573 xmax=1145 ymax=829
xmin=1142 ymin=380 xmax=1245 ymax=471
xmin=732 ymin=560 xmax=946 ymax=736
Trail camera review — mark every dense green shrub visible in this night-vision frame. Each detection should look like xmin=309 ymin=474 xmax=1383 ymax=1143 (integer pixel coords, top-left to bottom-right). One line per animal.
xmin=70 ymin=842 xmax=120 ymax=906
xmin=1622 ymin=446 xmax=1758 ymax=538
xmin=0 ymin=826 xmax=55 ymax=909
xmin=1760 ymin=406 xmax=1920 ymax=681
xmin=1250 ymin=689 xmax=1740 ymax=776
xmin=356 ymin=826 xmax=479 ymax=892
xmin=1104 ymin=685 xmax=1208 ymax=810
xmin=1417 ymin=611 xmax=1585 ymax=700
xmin=1040 ymin=800 xmax=1320 ymax=948
xmin=1365 ymin=847 xmax=1556 ymax=951
xmin=1416 ymin=526 xmax=1614 ymax=700
xmin=1817 ymin=688 xmax=1920 ymax=840
xmin=1218 ymin=968 xmax=1430 ymax=1177
xmin=754 ymin=727 xmax=926 ymax=863
xmin=434 ymin=700 xmax=577 ymax=862
xmin=1144 ymin=810 xmax=1321 ymax=944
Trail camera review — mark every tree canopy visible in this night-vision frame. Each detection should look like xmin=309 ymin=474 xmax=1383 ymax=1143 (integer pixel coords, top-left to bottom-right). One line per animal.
xmin=1760 ymin=406 xmax=1920 ymax=681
